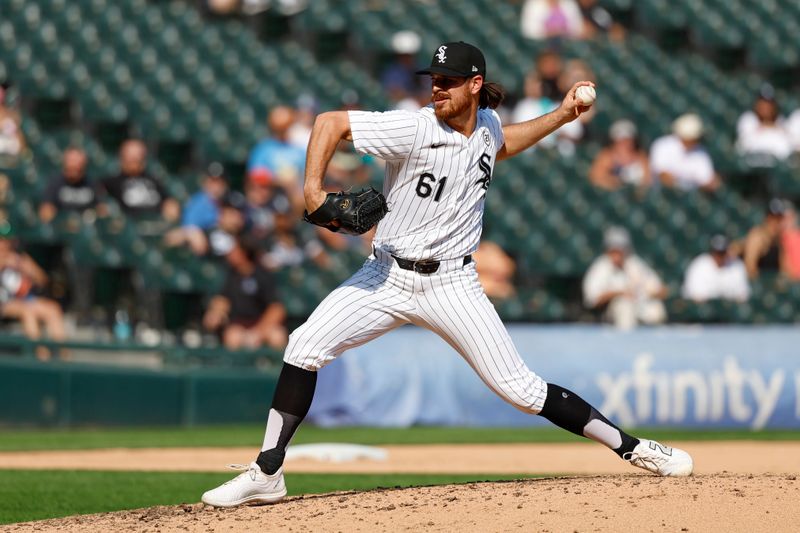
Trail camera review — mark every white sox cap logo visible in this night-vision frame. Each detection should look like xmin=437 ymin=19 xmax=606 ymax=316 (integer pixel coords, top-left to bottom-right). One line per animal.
xmin=436 ymin=45 xmax=447 ymax=63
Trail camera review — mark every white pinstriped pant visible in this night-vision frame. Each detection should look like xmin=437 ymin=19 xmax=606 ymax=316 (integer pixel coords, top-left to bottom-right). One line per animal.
xmin=284 ymin=250 xmax=549 ymax=414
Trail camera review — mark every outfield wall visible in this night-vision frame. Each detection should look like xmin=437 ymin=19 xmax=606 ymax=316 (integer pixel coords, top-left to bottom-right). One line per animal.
xmin=0 ymin=358 xmax=277 ymax=427
xmin=308 ymin=325 xmax=800 ymax=430
xmin=2 ymin=325 xmax=798 ymax=429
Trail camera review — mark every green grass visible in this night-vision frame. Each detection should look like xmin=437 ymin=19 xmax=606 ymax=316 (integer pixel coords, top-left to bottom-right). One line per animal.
xmin=0 ymin=470 xmax=541 ymax=525
xmin=0 ymin=425 xmax=798 ymax=452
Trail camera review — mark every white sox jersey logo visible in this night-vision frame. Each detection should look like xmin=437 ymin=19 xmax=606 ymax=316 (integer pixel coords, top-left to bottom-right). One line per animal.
xmin=476 ymin=153 xmax=492 ymax=192
xmin=348 ymin=107 xmax=504 ymax=259
xmin=436 ymin=45 xmax=447 ymax=63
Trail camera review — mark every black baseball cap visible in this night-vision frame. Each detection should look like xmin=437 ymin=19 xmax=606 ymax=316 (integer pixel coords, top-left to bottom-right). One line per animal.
xmin=709 ymin=234 xmax=729 ymax=254
xmin=416 ymin=41 xmax=486 ymax=78
xmin=768 ymin=198 xmax=787 ymax=217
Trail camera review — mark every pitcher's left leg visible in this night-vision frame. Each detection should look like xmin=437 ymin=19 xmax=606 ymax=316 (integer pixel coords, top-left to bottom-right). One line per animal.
xmin=417 ymin=265 xmax=692 ymax=476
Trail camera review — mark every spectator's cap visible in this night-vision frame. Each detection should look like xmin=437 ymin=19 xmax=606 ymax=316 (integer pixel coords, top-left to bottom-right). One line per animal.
xmin=416 ymin=41 xmax=486 ymax=78
xmin=206 ymin=161 xmax=226 ymax=180
xmin=248 ymin=167 xmax=274 ymax=187
xmin=768 ymin=198 xmax=787 ymax=217
xmin=757 ymin=83 xmax=776 ymax=102
xmin=392 ymin=30 xmax=421 ymax=55
xmin=709 ymin=234 xmax=729 ymax=253
xmin=603 ymin=226 xmax=631 ymax=251
xmin=220 ymin=191 xmax=246 ymax=210
xmin=672 ymin=113 xmax=704 ymax=141
xmin=340 ymin=88 xmax=361 ymax=109
xmin=609 ymin=119 xmax=636 ymax=141
xmin=296 ymin=93 xmax=318 ymax=113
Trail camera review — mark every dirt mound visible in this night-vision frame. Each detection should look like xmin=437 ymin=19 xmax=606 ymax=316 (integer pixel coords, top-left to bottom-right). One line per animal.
xmin=4 ymin=474 xmax=797 ymax=532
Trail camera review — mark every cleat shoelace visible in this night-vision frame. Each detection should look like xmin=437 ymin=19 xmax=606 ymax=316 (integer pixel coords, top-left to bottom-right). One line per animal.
xmin=222 ymin=463 xmax=259 ymax=484
xmin=624 ymin=445 xmax=669 ymax=473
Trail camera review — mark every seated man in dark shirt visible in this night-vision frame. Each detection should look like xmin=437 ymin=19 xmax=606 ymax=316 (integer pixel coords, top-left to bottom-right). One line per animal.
xmin=38 ymin=147 xmax=98 ymax=223
xmin=202 ymin=238 xmax=287 ymax=350
xmin=101 ymin=139 xmax=180 ymax=222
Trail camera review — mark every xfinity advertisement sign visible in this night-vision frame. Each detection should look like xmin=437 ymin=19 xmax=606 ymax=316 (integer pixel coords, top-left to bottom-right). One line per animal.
xmin=595 ymin=354 xmax=792 ymax=429
xmin=311 ymin=325 xmax=800 ymax=429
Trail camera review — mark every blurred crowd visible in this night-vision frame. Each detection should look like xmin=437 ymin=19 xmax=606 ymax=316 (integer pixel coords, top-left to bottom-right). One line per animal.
xmin=3 ymin=1 xmax=800 ymax=357
xmin=2 ymin=92 xmax=381 ymax=358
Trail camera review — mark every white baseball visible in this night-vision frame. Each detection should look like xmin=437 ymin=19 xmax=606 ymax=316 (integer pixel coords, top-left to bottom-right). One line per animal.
xmin=575 ymin=85 xmax=596 ymax=106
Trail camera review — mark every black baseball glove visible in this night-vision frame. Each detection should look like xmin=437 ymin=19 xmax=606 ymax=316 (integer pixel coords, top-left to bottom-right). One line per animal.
xmin=303 ymin=187 xmax=388 ymax=235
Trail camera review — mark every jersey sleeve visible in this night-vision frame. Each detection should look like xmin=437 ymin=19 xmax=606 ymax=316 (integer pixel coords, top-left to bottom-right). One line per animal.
xmin=348 ymin=110 xmax=419 ymax=161
xmin=488 ymin=109 xmax=505 ymax=152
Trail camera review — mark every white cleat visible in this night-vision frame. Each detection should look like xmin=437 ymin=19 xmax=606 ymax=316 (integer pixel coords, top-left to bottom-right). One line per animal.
xmin=624 ymin=438 xmax=694 ymax=477
xmin=201 ymin=462 xmax=287 ymax=508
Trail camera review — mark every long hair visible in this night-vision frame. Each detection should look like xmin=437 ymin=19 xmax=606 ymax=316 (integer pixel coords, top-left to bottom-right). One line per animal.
xmin=479 ymin=81 xmax=506 ymax=109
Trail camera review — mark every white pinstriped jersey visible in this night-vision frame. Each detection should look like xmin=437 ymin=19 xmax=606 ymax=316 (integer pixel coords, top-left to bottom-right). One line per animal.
xmin=348 ymin=106 xmax=504 ymax=260
xmin=283 ymin=105 xmax=549 ymax=416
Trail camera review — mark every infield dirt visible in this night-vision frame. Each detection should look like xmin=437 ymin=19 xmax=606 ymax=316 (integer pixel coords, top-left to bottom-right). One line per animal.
xmin=2 ymin=442 xmax=799 ymax=532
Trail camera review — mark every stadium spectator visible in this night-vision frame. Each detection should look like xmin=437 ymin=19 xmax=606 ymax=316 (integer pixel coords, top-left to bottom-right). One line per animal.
xmin=163 ymin=163 xmax=230 ymax=255
xmin=0 ymin=83 xmax=25 ymax=167
xmin=38 ymin=148 xmax=99 ymax=224
xmin=741 ymin=198 xmax=788 ymax=279
xmin=247 ymin=106 xmax=306 ymax=193
xmin=589 ymin=119 xmax=651 ymax=190
xmin=172 ymin=198 xmax=247 ymax=259
xmin=207 ymin=0 xmax=239 ymax=15
xmin=512 ymin=69 xmax=582 ymax=154
xmin=583 ymin=226 xmax=667 ymax=330
xmin=202 ymin=238 xmax=287 ymax=350
xmin=782 ymin=204 xmax=800 ymax=281
xmin=577 ymin=0 xmax=624 ymax=40
xmin=287 ymin=94 xmax=317 ymax=150
xmin=512 ymin=73 xmax=553 ymax=125
xmin=101 ymin=140 xmax=180 ymax=221
xmin=382 ymin=31 xmax=424 ymax=111
xmin=243 ymin=169 xmax=294 ymax=242
xmin=520 ymin=0 xmax=584 ymax=42
xmin=682 ymin=235 xmax=750 ymax=302
xmin=38 ymin=147 xmax=100 ymax=319
xmin=785 ymin=107 xmax=800 ymax=153
xmin=473 ymin=240 xmax=516 ymax=299
xmin=533 ymin=49 xmax=565 ymax=102
xmin=650 ymin=113 xmax=720 ymax=192
xmin=556 ymin=59 xmax=595 ymax=152
xmin=0 ymin=236 xmax=66 ymax=360
xmin=259 ymin=195 xmax=329 ymax=271
xmin=736 ymin=87 xmax=792 ymax=162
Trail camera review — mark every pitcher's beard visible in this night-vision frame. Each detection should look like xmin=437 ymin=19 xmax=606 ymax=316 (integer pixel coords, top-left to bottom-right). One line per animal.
xmin=433 ymin=97 xmax=466 ymax=121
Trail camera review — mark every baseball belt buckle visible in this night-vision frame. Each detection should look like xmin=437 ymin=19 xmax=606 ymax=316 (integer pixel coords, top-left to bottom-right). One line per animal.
xmin=411 ymin=258 xmax=440 ymax=274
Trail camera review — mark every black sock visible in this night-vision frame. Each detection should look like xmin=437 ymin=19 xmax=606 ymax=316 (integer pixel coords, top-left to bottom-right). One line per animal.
xmin=256 ymin=363 xmax=317 ymax=475
xmin=538 ymin=383 xmax=639 ymax=458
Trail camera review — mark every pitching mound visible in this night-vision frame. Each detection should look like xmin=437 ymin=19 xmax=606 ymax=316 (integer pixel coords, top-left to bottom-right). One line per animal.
xmin=5 ymin=474 xmax=798 ymax=532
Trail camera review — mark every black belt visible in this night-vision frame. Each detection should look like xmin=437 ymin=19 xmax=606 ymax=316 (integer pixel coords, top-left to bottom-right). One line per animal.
xmin=391 ymin=254 xmax=472 ymax=274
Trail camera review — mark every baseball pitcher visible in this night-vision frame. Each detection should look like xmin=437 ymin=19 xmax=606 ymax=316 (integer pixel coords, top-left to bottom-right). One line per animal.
xmin=202 ymin=41 xmax=693 ymax=508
